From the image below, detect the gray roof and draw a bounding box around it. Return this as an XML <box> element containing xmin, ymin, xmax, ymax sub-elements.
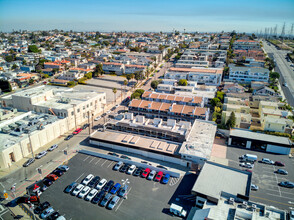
<box><xmin>192</xmin><ymin>162</ymin><xmax>250</xmax><ymax>201</ymax></box>
<box><xmin>230</xmin><ymin>129</ymin><xmax>292</xmax><ymax>146</ymax></box>
<box><xmin>229</xmin><ymin>64</ymin><xmax>269</xmax><ymax>73</ymax></box>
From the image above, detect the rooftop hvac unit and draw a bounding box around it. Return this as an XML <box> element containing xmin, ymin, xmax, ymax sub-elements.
<box><xmin>242</xmin><ymin>201</ymin><xmax>248</xmax><ymax>209</ymax></box>
<box><xmin>229</xmin><ymin>197</ymin><xmax>235</xmax><ymax>205</ymax></box>
<box><xmin>252</xmin><ymin>204</ymin><xmax>257</xmax><ymax>211</ymax></box>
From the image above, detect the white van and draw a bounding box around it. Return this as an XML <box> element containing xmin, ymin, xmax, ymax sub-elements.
<box><xmin>240</xmin><ymin>154</ymin><xmax>257</xmax><ymax>162</ymax></box>
<box><xmin>170</xmin><ymin>203</ymin><xmax>187</xmax><ymax>217</ymax></box>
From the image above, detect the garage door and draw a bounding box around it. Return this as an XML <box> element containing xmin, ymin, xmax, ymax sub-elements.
<box><xmin>266</xmin><ymin>144</ymin><xmax>290</xmax><ymax>155</ymax></box>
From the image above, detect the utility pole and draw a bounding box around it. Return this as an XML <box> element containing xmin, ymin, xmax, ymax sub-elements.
<box><xmin>281</xmin><ymin>22</ymin><xmax>286</xmax><ymax>42</ymax></box>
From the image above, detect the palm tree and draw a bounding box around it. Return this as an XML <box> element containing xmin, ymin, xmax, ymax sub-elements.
<box><xmin>112</xmin><ymin>88</ymin><xmax>117</xmax><ymax>104</ymax></box>
<box><xmin>123</xmin><ymin>80</ymin><xmax>128</xmax><ymax>99</ymax></box>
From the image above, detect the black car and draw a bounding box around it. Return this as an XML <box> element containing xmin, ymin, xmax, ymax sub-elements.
<box><xmin>103</xmin><ymin>180</ymin><xmax>114</xmax><ymax>192</ymax></box>
<box><xmin>92</xmin><ymin>190</ymin><xmax>106</xmax><ymax>204</ymax></box>
<box><xmin>119</xmin><ymin>164</ymin><xmax>130</xmax><ymax>173</ymax></box>
<box><xmin>43</xmin><ymin>178</ymin><xmax>53</xmax><ymax>187</ymax></box>
<box><xmin>120</xmin><ymin>155</ymin><xmax>131</xmax><ymax>160</ymax></box>
<box><xmin>65</xmin><ymin>134</ymin><xmax>73</xmax><ymax>140</ymax></box>
<box><xmin>133</xmin><ymin>167</ymin><xmax>144</xmax><ymax>176</ymax></box>
<box><xmin>88</xmin><ymin>176</ymin><xmax>100</xmax><ymax>188</ymax></box>
<box><xmin>34</xmin><ymin>201</ymin><xmax>50</xmax><ymax>214</ymax></box>
<box><xmin>102</xmin><ymin>113</ymin><xmax>106</xmax><ymax>117</ymax></box>
<box><xmin>47</xmin><ymin>211</ymin><xmax>60</xmax><ymax>220</ymax></box>
<box><xmin>52</xmin><ymin>169</ymin><xmax>64</xmax><ymax>177</ymax></box>
<box><xmin>108</xmin><ymin>152</ymin><xmax>119</xmax><ymax>157</ymax></box>
<box><xmin>64</xmin><ymin>182</ymin><xmax>78</xmax><ymax>193</ymax></box>
<box><xmin>82</xmin><ymin>124</ymin><xmax>89</xmax><ymax>130</ymax></box>
<box><xmin>23</xmin><ymin>158</ymin><xmax>35</xmax><ymax>167</ymax></box>
<box><xmin>156</xmin><ymin>165</ymin><xmax>167</xmax><ymax>170</ymax></box>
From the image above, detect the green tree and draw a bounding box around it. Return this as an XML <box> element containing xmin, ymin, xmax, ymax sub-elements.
<box><xmin>211</xmin><ymin>98</ymin><xmax>221</xmax><ymax>108</ymax></box>
<box><xmin>151</xmin><ymin>80</ymin><xmax>159</xmax><ymax>89</ymax></box>
<box><xmin>126</xmin><ymin>74</ymin><xmax>132</xmax><ymax>82</ymax></box>
<box><xmin>131</xmin><ymin>89</ymin><xmax>145</xmax><ymax>99</ymax></box>
<box><xmin>178</xmin><ymin>79</ymin><xmax>188</xmax><ymax>86</ymax></box>
<box><xmin>93</xmin><ymin>64</ymin><xmax>103</xmax><ymax>77</ymax></box>
<box><xmin>29</xmin><ymin>78</ymin><xmax>35</xmax><ymax>85</ymax></box>
<box><xmin>226</xmin><ymin>112</ymin><xmax>236</xmax><ymax>129</ymax></box>
<box><xmin>0</xmin><ymin>79</ymin><xmax>12</xmax><ymax>92</ymax></box>
<box><xmin>28</xmin><ymin>45</ymin><xmax>41</xmax><ymax>53</ymax></box>
<box><xmin>85</xmin><ymin>72</ymin><xmax>93</xmax><ymax>79</ymax></box>
<box><xmin>216</xmin><ymin>91</ymin><xmax>225</xmax><ymax>102</ymax></box>
<box><xmin>67</xmin><ymin>81</ymin><xmax>77</xmax><ymax>87</ymax></box>
<box><xmin>134</xmin><ymin>71</ymin><xmax>144</xmax><ymax>82</ymax></box>
<box><xmin>22</xmin><ymin>60</ymin><xmax>27</xmax><ymax>65</ymax></box>
<box><xmin>11</xmin><ymin>64</ymin><xmax>18</xmax><ymax>69</ymax></box>
<box><xmin>4</xmin><ymin>55</ymin><xmax>15</xmax><ymax>62</ymax></box>
<box><xmin>112</xmin><ymin>88</ymin><xmax>117</xmax><ymax>104</ymax></box>
<box><xmin>270</xmin><ymin>72</ymin><xmax>280</xmax><ymax>80</ymax></box>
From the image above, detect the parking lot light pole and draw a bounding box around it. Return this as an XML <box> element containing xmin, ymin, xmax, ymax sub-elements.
<box><xmin>121</xmin><ymin>178</ymin><xmax>130</xmax><ymax>199</ymax></box>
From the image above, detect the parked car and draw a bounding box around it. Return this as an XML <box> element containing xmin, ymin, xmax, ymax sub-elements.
<box><xmin>41</xmin><ymin>185</ymin><xmax>48</xmax><ymax>192</ymax></box>
<box><xmin>88</xmin><ymin>176</ymin><xmax>100</xmax><ymax>188</ymax></box>
<box><xmin>47</xmin><ymin>212</ymin><xmax>60</xmax><ymax>220</ymax></box>
<box><xmin>82</xmin><ymin>124</ymin><xmax>89</xmax><ymax>129</ymax></box>
<box><xmin>147</xmin><ymin>170</ymin><xmax>156</xmax><ymax>180</ymax></box>
<box><xmin>108</xmin><ymin>152</ymin><xmax>119</xmax><ymax>157</ymax></box>
<box><xmin>261</xmin><ymin>158</ymin><xmax>274</xmax><ymax>165</ymax></box>
<box><xmin>113</xmin><ymin>161</ymin><xmax>123</xmax><ymax>171</ymax></box>
<box><xmin>276</xmin><ymin>169</ymin><xmax>288</xmax><ymax>175</ymax></box>
<box><xmin>133</xmin><ymin>167</ymin><xmax>144</xmax><ymax>176</ymax></box>
<box><xmin>94</xmin><ymin>116</ymin><xmax>101</xmax><ymax>121</ymax></box>
<box><xmin>155</xmin><ymin>171</ymin><xmax>164</xmax><ymax>182</ymax></box>
<box><xmin>47</xmin><ymin>144</ymin><xmax>58</xmax><ymax>151</ymax></box>
<box><xmin>34</xmin><ymin>201</ymin><xmax>50</xmax><ymax>214</ymax></box>
<box><xmin>57</xmin><ymin>165</ymin><xmax>69</xmax><ymax>172</ymax></box>
<box><xmin>156</xmin><ymin>165</ymin><xmax>168</xmax><ymax>170</ymax></box>
<box><xmin>64</xmin><ymin>182</ymin><xmax>78</xmax><ymax>193</ymax></box>
<box><xmin>103</xmin><ymin>180</ymin><xmax>114</xmax><ymax>192</ymax></box>
<box><xmin>23</xmin><ymin>158</ymin><xmax>35</xmax><ymax>167</ymax></box>
<box><xmin>110</xmin><ymin>183</ymin><xmax>121</xmax><ymax>194</ymax></box>
<box><xmin>162</xmin><ymin>173</ymin><xmax>170</xmax><ymax>184</ymax></box>
<box><xmin>118</xmin><ymin>185</ymin><xmax>128</xmax><ymax>197</ymax></box>
<box><xmin>107</xmin><ymin>196</ymin><xmax>120</xmax><ymax>210</ymax></box>
<box><xmin>279</xmin><ymin>181</ymin><xmax>294</xmax><ymax>188</ymax></box>
<box><xmin>142</xmin><ymin>168</ymin><xmax>151</xmax><ymax>178</ymax></box>
<box><xmin>274</xmin><ymin>161</ymin><xmax>285</xmax><ymax>166</ymax></box>
<box><xmin>120</xmin><ymin>155</ymin><xmax>131</xmax><ymax>160</ymax></box>
<box><xmin>85</xmin><ymin>188</ymin><xmax>98</xmax><ymax>201</ymax></box>
<box><xmin>78</xmin><ymin>186</ymin><xmax>91</xmax><ymax>199</ymax></box>
<box><xmin>239</xmin><ymin>163</ymin><xmax>254</xmax><ymax>169</ymax></box>
<box><xmin>65</xmin><ymin>134</ymin><xmax>73</xmax><ymax>140</ymax></box>
<box><xmin>96</xmin><ymin>178</ymin><xmax>107</xmax><ymax>190</ymax></box>
<box><xmin>35</xmin><ymin>151</ymin><xmax>47</xmax><ymax>159</ymax></box>
<box><xmin>119</xmin><ymin>164</ymin><xmax>130</xmax><ymax>173</ymax></box>
<box><xmin>127</xmin><ymin>165</ymin><xmax>136</xmax><ymax>175</ymax></box>
<box><xmin>71</xmin><ymin>184</ymin><xmax>84</xmax><ymax>196</ymax></box>
<box><xmin>251</xmin><ymin>184</ymin><xmax>259</xmax><ymax>191</ymax></box>
<box><xmin>52</xmin><ymin>169</ymin><xmax>64</xmax><ymax>177</ymax></box>
<box><xmin>40</xmin><ymin>207</ymin><xmax>54</xmax><ymax>219</ymax></box>
<box><xmin>290</xmin><ymin>210</ymin><xmax>294</xmax><ymax>220</ymax></box>
<box><xmin>46</xmin><ymin>174</ymin><xmax>58</xmax><ymax>181</ymax></box>
<box><xmin>92</xmin><ymin>190</ymin><xmax>106</xmax><ymax>204</ymax></box>
<box><xmin>244</xmin><ymin>169</ymin><xmax>252</xmax><ymax>173</ymax></box>
<box><xmin>100</xmin><ymin>193</ymin><xmax>112</xmax><ymax>207</ymax></box>
<box><xmin>82</xmin><ymin>174</ymin><xmax>94</xmax><ymax>185</ymax></box>
<box><xmin>43</xmin><ymin>178</ymin><xmax>53</xmax><ymax>187</ymax></box>
<box><xmin>73</xmin><ymin>128</ymin><xmax>82</xmax><ymax>135</ymax></box>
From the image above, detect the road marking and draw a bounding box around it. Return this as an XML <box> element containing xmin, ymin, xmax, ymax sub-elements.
<box><xmin>89</xmin><ymin>157</ymin><xmax>96</xmax><ymax>164</ymax></box>
<box><xmin>169</xmin><ymin>176</ymin><xmax>182</xmax><ymax>186</ymax></box>
<box><xmin>75</xmin><ymin>173</ymin><xmax>85</xmax><ymax>182</ymax></box>
<box><xmin>273</xmin><ymin>168</ymin><xmax>282</xmax><ymax>197</ymax></box>
<box><xmin>115</xmin><ymin>187</ymin><xmax>132</xmax><ymax>212</ymax></box>
<box><xmin>83</xmin><ymin>156</ymin><xmax>90</xmax><ymax>161</ymax></box>
<box><xmin>267</xmin><ymin>193</ymin><xmax>294</xmax><ymax>201</ymax></box>
<box><xmin>101</xmin><ymin>160</ymin><xmax>108</xmax><ymax>167</ymax></box>
<box><xmin>107</xmin><ymin>161</ymin><xmax>114</xmax><ymax>168</ymax></box>
<box><xmin>251</xmin><ymin>195</ymin><xmax>294</xmax><ymax>207</ymax></box>
<box><xmin>95</xmin><ymin>158</ymin><xmax>101</xmax><ymax>165</ymax></box>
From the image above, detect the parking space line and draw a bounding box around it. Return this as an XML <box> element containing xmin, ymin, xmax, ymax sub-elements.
<box><xmin>101</xmin><ymin>160</ymin><xmax>108</xmax><ymax>167</ymax></box>
<box><xmin>83</xmin><ymin>156</ymin><xmax>90</xmax><ymax>161</ymax></box>
<box><xmin>273</xmin><ymin>171</ymin><xmax>282</xmax><ymax>197</ymax></box>
<box><xmin>251</xmin><ymin>195</ymin><xmax>294</xmax><ymax>208</ymax></box>
<box><xmin>107</xmin><ymin>161</ymin><xmax>114</xmax><ymax>168</ymax></box>
<box><xmin>89</xmin><ymin>157</ymin><xmax>96</xmax><ymax>164</ymax></box>
<box><xmin>115</xmin><ymin>187</ymin><xmax>132</xmax><ymax>212</ymax></box>
<box><xmin>95</xmin><ymin>158</ymin><xmax>101</xmax><ymax>165</ymax></box>
<box><xmin>75</xmin><ymin>173</ymin><xmax>85</xmax><ymax>182</ymax></box>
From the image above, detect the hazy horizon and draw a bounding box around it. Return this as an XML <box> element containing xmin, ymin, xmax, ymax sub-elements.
<box><xmin>0</xmin><ymin>0</ymin><xmax>294</xmax><ymax>33</ymax></box>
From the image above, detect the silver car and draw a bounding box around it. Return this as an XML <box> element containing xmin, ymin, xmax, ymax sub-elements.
<box><xmin>78</xmin><ymin>186</ymin><xmax>91</xmax><ymax>199</ymax></box>
<box><xmin>147</xmin><ymin>170</ymin><xmax>156</xmax><ymax>180</ymax></box>
<box><xmin>107</xmin><ymin>196</ymin><xmax>120</xmax><ymax>210</ymax></box>
<box><xmin>35</xmin><ymin>151</ymin><xmax>47</xmax><ymax>159</ymax></box>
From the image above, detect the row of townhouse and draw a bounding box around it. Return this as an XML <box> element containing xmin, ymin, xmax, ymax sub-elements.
<box><xmin>165</xmin><ymin>67</ymin><xmax>223</xmax><ymax>86</ymax></box>
<box><xmin>228</xmin><ymin>64</ymin><xmax>269</xmax><ymax>83</ymax></box>
<box><xmin>128</xmin><ymin>99</ymin><xmax>209</xmax><ymax>122</ymax></box>
<box><xmin>233</xmin><ymin>49</ymin><xmax>266</xmax><ymax>62</ymax></box>
<box><xmin>232</xmin><ymin>40</ymin><xmax>261</xmax><ymax>50</ymax></box>
<box><xmin>100</xmin><ymin>62</ymin><xmax>147</xmax><ymax>75</ymax></box>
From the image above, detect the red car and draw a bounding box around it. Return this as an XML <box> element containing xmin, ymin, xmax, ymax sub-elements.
<box><xmin>274</xmin><ymin>161</ymin><xmax>285</xmax><ymax>166</ymax></box>
<box><xmin>245</xmin><ymin>169</ymin><xmax>252</xmax><ymax>173</ymax></box>
<box><xmin>155</xmin><ymin>171</ymin><xmax>163</xmax><ymax>182</ymax></box>
<box><xmin>46</xmin><ymin>174</ymin><xmax>58</xmax><ymax>181</ymax></box>
<box><xmin>73</xmin><ymin>128</ymin><xmax>82</xmax><ymax>135</ymax></box>
<box><xmin>141</xmin><ymin>168</ymin><xmax>151</xmax><ymax>178</ymax></box>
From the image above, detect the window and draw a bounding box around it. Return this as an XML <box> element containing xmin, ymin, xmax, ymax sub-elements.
<box><xmin>90</xmin><ymin>102</ymin><xmax>92</xmax><ymax>106</ymax></box>
<box><xmin>71</xmin><ymin>111</ymin><xmax>74</xmax><ymax>116</ymax></box>
<box><xmin>83</xmin><ymin>106</ymin><xmax>85</xmax><ymax>110</ymax></box>
<box><xmin>77</xmin><ymin>108</ymin><xmax>80</xmax><ymax>113</ymax></box>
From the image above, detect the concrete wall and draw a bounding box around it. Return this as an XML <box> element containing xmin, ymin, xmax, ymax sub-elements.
<box><xmin>89</xmin><ymin>139</ymin><xmax>188</xmax><ymax>167</ymax></box>
<box><xmin>267</xmin><ymin>144</ymin><xmax>291</xmax><ymax>155</ymax></box>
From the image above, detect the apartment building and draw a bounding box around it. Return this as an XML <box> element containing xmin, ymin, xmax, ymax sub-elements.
<box><xmin>233</xmin><ymin>50</ymin><xmax>265</xmax><ymax>61</ymax></box>
<box><xmin>228</xmin><ymin>64</ymin><xmax>269</xmax><ymax>83</ymax></box>
<box><xmin>101</xmin><ymin>62</ymin><xmax>124</xmax><ymax>74</ymax></box>
<box><xmin>233</xmin><ymin>40</ymin><xmax>261</xmax><ymax>50</ymax></box>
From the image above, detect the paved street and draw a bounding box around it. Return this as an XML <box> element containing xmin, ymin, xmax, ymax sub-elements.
<box><xmin>262</xmin><ymin>41</ymin><xmax>294</xmax><ymax>106</ymax></box>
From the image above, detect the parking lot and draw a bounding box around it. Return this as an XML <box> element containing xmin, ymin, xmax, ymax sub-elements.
<box><xmin>40</xmin><ymin>153</ymin><xmax>196</xmax><ymax>220</ymax></box>
<box><xmin>226</xmin><ymin>146</ymin><xmax>294</xmax><ymax>211</ymax></box>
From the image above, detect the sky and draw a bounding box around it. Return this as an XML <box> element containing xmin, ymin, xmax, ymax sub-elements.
<box><xmin>0</xmin><ymin>0</ymin><xmax>294</xmax><ymax>33</ymax></box>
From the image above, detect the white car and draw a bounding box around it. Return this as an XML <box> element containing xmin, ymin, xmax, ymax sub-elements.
<box><xmin>251</xmin><ymin>184</ymin><xmax>259</xmax><ymax>191</ymax></box>
<box><xmin>71</xmin><ymin>184</ymin><xmax>84</xmax><ymax>196</ymax></box>
<box><xmin>240</xmin><ymin>163</ymin><xmax>254</xmax><ymax>169</ymax></box>
<box><xmin>96</xmin><ymin>178</ymin><xmax>107</xmax><ymax>190</ymax></box>
<box><xmin>35</xmin><ymin>151</ymin><xmax>47</xmax><ymax>159</ymax></box>
<box><xmin>107</xmin><ymin>196</ymin><xmax>120</xmax><ymax>210</ymax></box>
<box><xmin>47</xmin><ymin>144</ymin><xmax>58</xmax><ymax>151</ymax></box>
<box><xmin>107</xmin><ymin>110</ymin><xmax>111</xmax><ymax>114</ymax></box>
<box><xmin>94</xmin><ymin>116</ymin><xmax>101</xmax><ymax>121</ymax></box>
<box><xmin>82</xmin><ymin>174</ymin><xmax>94</xmax><ymax>185</ymax></box>
<box><xmin>78</xmin><ymin>186</ymin><xmax>91</xmax><ymax>199</ymax></box>
<box><xmin>127</xmin><ymin>165</ymin><xmax>136</xmax><ymax>175</ymax></box>
<box><xmin>147</xmin><ymin>170</ymin><xmax>156</xmax><ymax>180</ymax></box>
<box><xmin>85</xmin><ymin>188</ymin><xmax>98</xmax><ymax>201</ymax></box>
<box><xmin>261</xmin><ymin>158</ymin><xmax>274</xmax><ymax>165</ymax></box>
